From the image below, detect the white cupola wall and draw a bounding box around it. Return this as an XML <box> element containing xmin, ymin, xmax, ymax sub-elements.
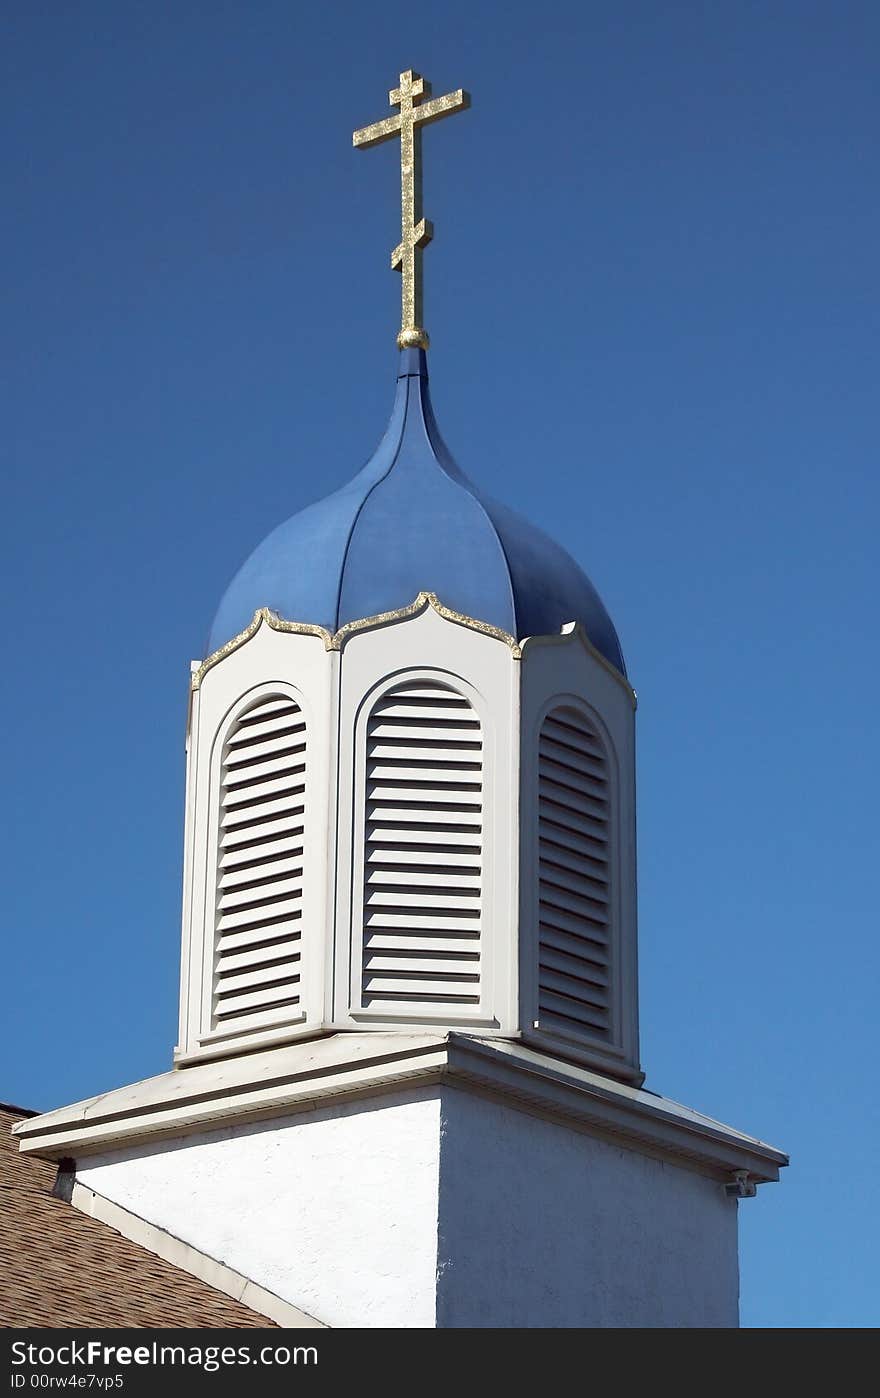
<box><xmin>176</xmin><ymin>594</ymin><xmax>642</xmax><ymax>1086</ymax></box>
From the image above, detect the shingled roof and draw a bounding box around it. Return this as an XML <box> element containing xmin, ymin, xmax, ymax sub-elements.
<box><xmin>0</xmin><ymin>1105</ymin><xmax>274</xmax><ymax>1328</ymax></box>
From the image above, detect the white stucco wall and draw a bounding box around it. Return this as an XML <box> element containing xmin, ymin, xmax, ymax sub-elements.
<box><xmin>436</xmin><ymin>1087</ymin><xmax>739</xmax><ymax>1328</ymax></box>
<box><xmin>77</xmin><ymin>1089</ymin><xmax>442</xmax><ymax>1329</ymax></box>
<box><xmin>76</xmin><ymin>1082</ymin><xmax>740</xmax><ymax>1328</ymax></box>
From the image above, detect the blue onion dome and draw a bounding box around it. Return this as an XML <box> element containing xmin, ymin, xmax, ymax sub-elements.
<box><xmin>208</xmin><ymin>349</ymin><xmax>625</xmax><ymax>675</ymax></box>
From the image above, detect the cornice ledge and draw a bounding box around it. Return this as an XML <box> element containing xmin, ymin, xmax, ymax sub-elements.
<box><xmin>13</xmin><ymin>1031</ymin><xmax>787</xmax><ymax>1189</ymax></box>
<box><xmin>12</xmin><ymin>1033</ymin><xmax>450</xmax><ymax>1160</ymax></box>
<box><xmin>444</xmin><ymin>1034</ymin><xmax>787</xmax><ymax>1186</ymax></box>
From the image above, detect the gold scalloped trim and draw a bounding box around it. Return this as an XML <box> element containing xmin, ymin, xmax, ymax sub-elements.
<box><xmin>329</xmin><ymin>591</ymin><xmax>522</xmax><ymax>656</ymax></box>
<box><xmin>520</xmin><ymin>623</ymin><xmax>637</xmax><ymax>708</ymax></box>
<box><xmin>190</xmin><ymin>594</ymin><xmax>521</xmax><ymax>689</ymax></box>
<box><xmin>191</xmin><ymin>599</ymin><xmax>636</xmax><ymax>698</ymax></box>
<box><xmin>191</xmin><ymin>609</ymin><xmax>334</xmax><ymax>690</ymax></box>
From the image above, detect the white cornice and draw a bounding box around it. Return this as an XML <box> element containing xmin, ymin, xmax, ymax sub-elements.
<box><xmin>12</xmin><ymin>1032</ymin><xmax>787</xmax><ymax>1188</ymax></box>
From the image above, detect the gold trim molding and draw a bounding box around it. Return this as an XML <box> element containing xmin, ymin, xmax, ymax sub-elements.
<box><xmin>331</xmin><ymin>591</ymin><xmax>522</xmax><ymax>656</ymax></box>
<box><xmin>191</xmin><ymin>598</ymin><xmax>634</xmax><ymax>695</ymax></box>
<box><xmin>190</xmin><ymin>593</ymin><xmax>522</xmax><ymax>689</ymax></box>
<box><xmin>520</xmin><ymin>623</ymin><xmax>637</xmax><ymax>708</ymax></box>
<box><xmin>191</xmin><ymin>609</ymin><xmax>333</xmax><ymax>690</ymax></box>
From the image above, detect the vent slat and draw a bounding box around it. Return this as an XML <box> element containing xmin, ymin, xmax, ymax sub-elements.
<box><xmin>365</xmin><ymin>910</ymin><xmax>480</xmax><ymax>931</ymax></box>
<box><xmin>368</xmin><ymin>763</ymin><xmax>481</xmax><ymax>783</ymax></box>
<box><xmin>220</xmin><ymin>818</ymin><xmax>304</xmax><ymax>853</ymax></box>
<box><xmin>537</xmin><ymin>752</ymin><xmax>608</xmax><ymax>798</ymax></box>
<box><xmin>222</xmin><ymin>770</ymin><xmax>306</xmax><ymax>808</ymax></box>
<box><xmin>537</xmin><ymin>827</ymin><xmax>607</xmax><ymax>865</ymax></box>
<box><xmin>538</xmin><ymin>796</ymin><xmax>607</xmax><ymax>837</ymax></box>
<box><xmin>216</xmin><ymin>957</ymin><xmax>302</xmax><ymax>996</ymax></box>
<box><xmin>367</xmin><ymin>721</ymin><xmax>481</xmax><ymax>744</ymax></box>
<box><xmin>366</xmin><ymin>803</ymin><xmax>483</xmax><ymax>827</ymax></box>
<box><xmin>364</xmin><ymin>931</ymin><xmax>480</xmax><ymax>954</ymax></box>
<box><xmin>539</xmin><ymin>954</ymin><xmax>609</xmax><ymax>991</ymax></box>
<box><xmin>538</xmin><ymin>777</ymin><xmax>608</xmax><ymax>819</ymax></box>
<box><xmin>365</xmin><ymin>889</ymin><xmax>479</xmax><ymax>911</ymax></box>
<box><xmin>372</xmin><ymin>690</ymin><xmax>470</xmax><ymax>704</ymax></box>
<box><xmin>216</xmin><ymin>921</ymin><xmax>302</xmax><ymax>955</ymax></box>
<box><xmin>235</xmin><ymin>696</ymin><xmax>300</xmax><ymax>722</ymax></box>
<box><xmin>538</xmin><ymin>840</ymin><xmax>607</xmax><ymax>884</ymax></box>
<box><xmin>365</xmin><ymin>825</ymin><xmax>483</xmax><ymax>848</ymax></box>
<box><xmin>219</xmin><ymin>874</ymin><xmax>304</xmax><ymax>911</ymax></box>
<box><xmin>539</xmin><ymin>879</ymin><xmax>610</xmax><ymax>915</ymax></box>
<box><xmin>541</xmin><ymin>717</ymin><xmax>605</xmax><ymax>758</ymax></box>
<box><xmin>538</xmin><ymin>989</ymin><xmax>610</xmax><ymax>1032</ymax></box>
<box><xmin>538</xmin><ymin>706</ymin><xmax>613</xmax><ymax>1046</ymax></box>
<box><xmin>366</xmin><ymin>846</ymin><xmax>480</xmax><ymax>868</ymax></box>
<box><xmin>226</xmin><ymin>710</ymin><xmax>306</xmax><ymax>747</ymax></box>
<box><xmin>539</xmin><ymin>902</ymin><xmax>608</xmax><ymax>940</ymax></box>
<box><xmin>538</xmin><ymin>924</ymin><xmax>609</xmax><ymax>964</ymax></box>
<box><xmin>368</xmin><ymin>741</ymin><xmax>482</xmax><ymax>764</ymax></box>
<box><xmin>217</xmin><ymin>940</ymin><xmax>303</xmax><ymax>974</ymax></box>
<box><xmin>220</xmin><ymin>853</ymin><xmax>305</xmax><ymax>890</ymax></box>
<box><xmin>365</xmin><ymin>868</ymin><xmax>482</xmax><ymax>890</ymax></box>
<box><xmin>213</xmin><ymin>1001</ymin><xmax>306</xmax><ymax>1031</ymax></box>
<box><xmin>224</xmin><ymin>733</ymin><xmax>306</xmax><ymax>773</ymax></box>
<box><xmin>370</xmin><ymin>702</ymin><xmax>478</xmax><ymax>723</ymax></box>
<box><xmin>362</xmin><ymin>681</ymin><xmax>482</xmax><ymax>1010</ymax></box>
<box><xmin>367</xmin><ymin>783</ymin><xmax>481</xmax><ymax>805</ymax></box>
<box><xmin>223</xmin><ymin>733</ymin><xmax>305</xmax><ymax>768</ymax></box>
<box><xmin>538</xmin><ymin>736</ymin><xmax>607</xmax><ymax>782</ymax></box>
<box><xmin>212</xmin><ymin>694</ymin><xmax>306</xmax><ymax>1031</ymax></box>
<box><xmin>363</xmin><ymin>975</ymin><xmax>480</xmax><ymax>998</ymax></box>
<box><xmin>366</xmin><ymin>953</ymin><xmax>479</xmax><ymax>975</ymax></box>
<box><xmin>224</xmin><ymin>744</ymin><xmax>306</xmax><ymax>781</ymax></box>
<box><xmin>215</xmin><ymin>981</ymin><xmax>302</xmax><ymax>1018</ymax></box>
<box><xmin>222</xmin><ymin>791</ymin><xmax>305</xmax><ymax>830</ymax></box>
<box><xmin>540</xmin><ymin>805</ymin><xmax>607</xmax><ymax>844</ymax></box>
<box><xmin>217</xmin><ymin>895</ymin><xmax>303</xmax><ymax>933</ymax></box>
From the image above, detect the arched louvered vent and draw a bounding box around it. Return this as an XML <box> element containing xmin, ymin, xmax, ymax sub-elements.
<box><xmin>362</xmin><ymin>681</ymin><xmax>482</xmax><ymax>1011</ymax></box>
<box><xmin>537</xmin><ymin>706</ymin><xmax>612</xmax><ymax>1043</ymax></box>
<box><xmin>213</xmin><ymin>694</ymin><xmax>306</xmax><ymax>1033</ymax></box>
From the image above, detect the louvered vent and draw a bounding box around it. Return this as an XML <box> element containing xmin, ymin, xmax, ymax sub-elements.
<box><xmin>537</xmin><ymin>706</ymin><xmax>612</xmax><ymax>1043</ymax></box>
<box><xmin>362</xmin><ymin>682</ymin><xmax>482</xmax><ymax>1011</ymax></box>
<box><xmin>213</xmin><ymin>694</ymin><xmax>306</xmax><ymax>1033</ymax></box>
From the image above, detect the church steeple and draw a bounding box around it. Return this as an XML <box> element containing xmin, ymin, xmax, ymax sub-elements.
<box><xmin>175</xmin><ymin>69</ymin><xmax>640</xmax><ymax>1079</ymax></box>
<box><xmin>13</xmin><ymin>68</ymin><xmax>786</xmax><ymax>1332</ymax></box>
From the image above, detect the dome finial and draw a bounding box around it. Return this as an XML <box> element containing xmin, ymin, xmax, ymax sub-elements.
<box><xmin>353</xmin><ymin>69</ymin><xmax>470</xmax><ymax>350</ymax></box>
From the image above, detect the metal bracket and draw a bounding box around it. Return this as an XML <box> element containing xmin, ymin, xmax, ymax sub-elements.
<box><xmin>51</xmin><ymin>1157</ymin><xmax>76</xmax><ymax>1203</ymax></box>
<box><xmin>725</xmin><ymin>1169</ymin><xmax>757</xmax><ymax>1199</ymax></box>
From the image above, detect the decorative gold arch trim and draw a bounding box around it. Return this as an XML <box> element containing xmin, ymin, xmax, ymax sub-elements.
<box><xmin>191</xmin><ymin>600</ymin><xmax>633</xmax><ymax>697</ymax></box>
<box><xmin>190</xmin><ymin>609</ymin><xmax>333</xmax><ymax>690</ymax></box>
<box><xmin>520</xmin><ymin>623</ymin><xmax>637</xmax><ymax>708</ymax></box>
<box><xmin>190</xmin><ymin>593</ymin><xmax>522</xmax><ymax>689</ymax></box>
<box><xmin>330</xmin><ymin>591</ymin><xmax>522</xmax><ymax>656</ymax></box>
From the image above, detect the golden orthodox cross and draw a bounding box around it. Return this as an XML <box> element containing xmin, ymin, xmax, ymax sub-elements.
<box><xmin>353</xmin><ymin>70</ymin><xmax>469</xmax><ymax>350</ymax></box>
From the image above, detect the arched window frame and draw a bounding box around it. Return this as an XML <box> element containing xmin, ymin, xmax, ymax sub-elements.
<box><xmin>347</xmin><ymin>666</ymin><xmax>502</xmax><ymax>1029</ymax></box>
<box><xmin>526</xmin><ymin>693</ymin><xmax>624</xmax><ymax>1061</ymax></box>
<box><xmin>195</xmin><ymin>679</ymin><xmax>317</xmax><ymax>1052</ymax></box>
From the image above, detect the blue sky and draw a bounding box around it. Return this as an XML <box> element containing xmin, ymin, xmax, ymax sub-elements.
<box><xmin>2</xmin><ymin>2</ymin><xmax>877</xmax><ymax>1328</ymax></box>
